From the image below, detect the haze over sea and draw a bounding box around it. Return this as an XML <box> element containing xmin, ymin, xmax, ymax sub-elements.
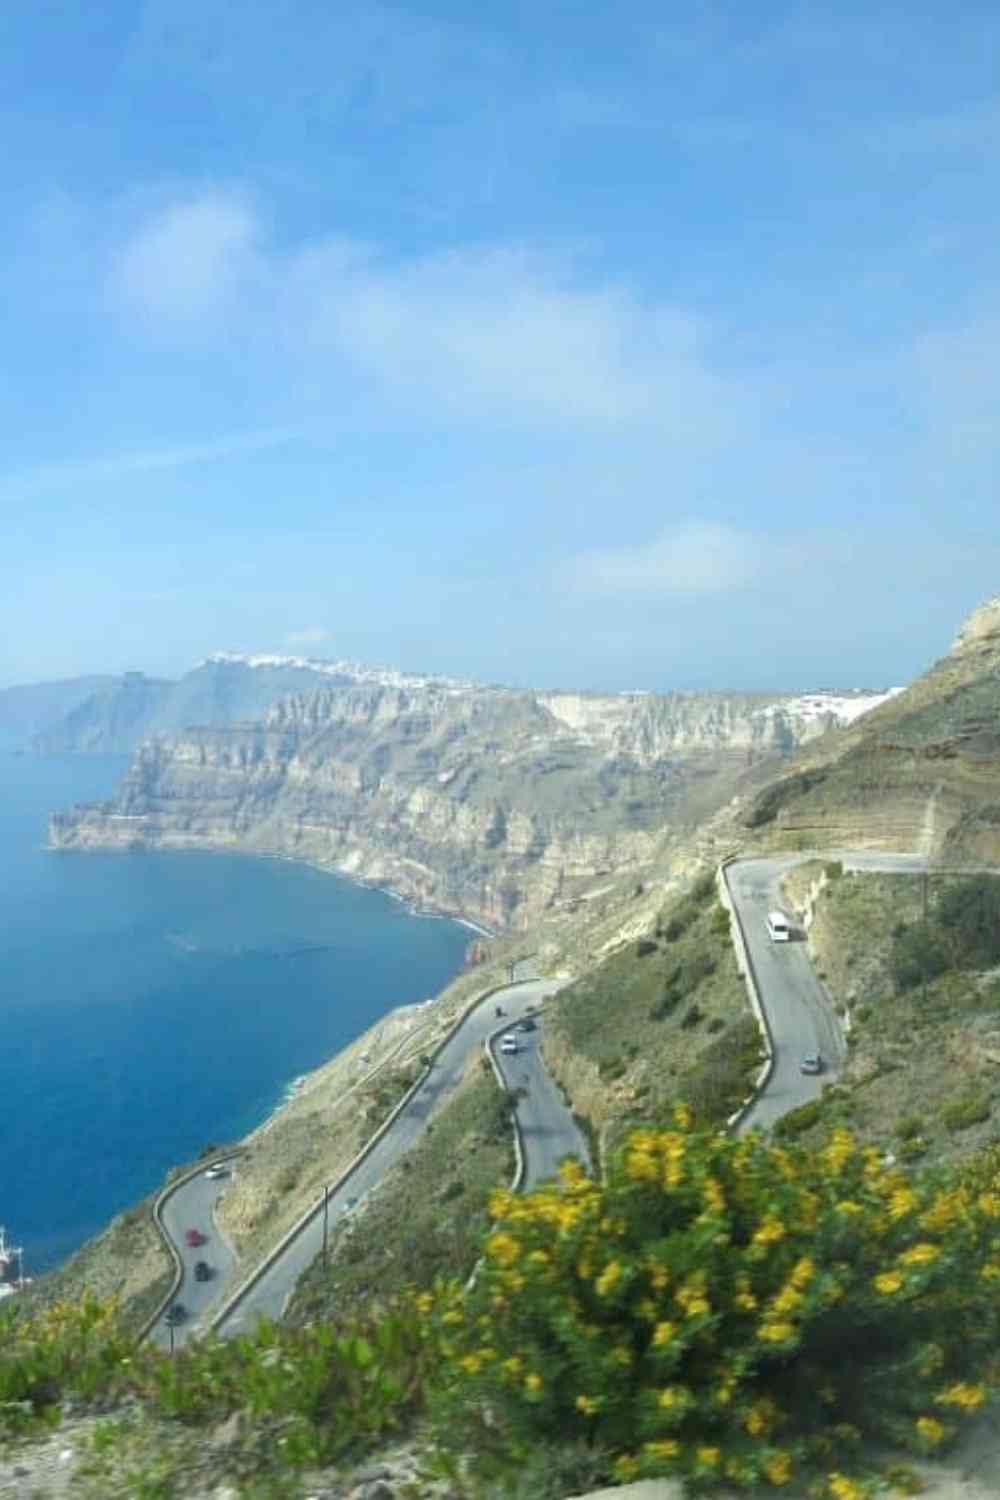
<box><xmin>0</xmin><ymin>755</ymin><xmax>469</xmax><ymax>1276</ymax></box>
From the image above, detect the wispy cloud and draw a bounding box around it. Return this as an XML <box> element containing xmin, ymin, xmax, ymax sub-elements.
<box><xmin>284</xmin><ymin>626</ymin><xmax>331</xmax><ymax>648</ymax></box>
<box><xmin>111</xmin><ymin>191</ymin><xmax>262</xmax><ymax>329</ymax></box>
<box><xmin>111</xmin><ymin>195</ymin><xmax>751</xmax><ymax>440</ymax></box>
<box><xmin>0</xmin><ymin>427</ymin><xmax>296</xmax><ymax>501</ymax></box>
<box><xmin>557</xmin><ymin>522</ymin><xmax>779</xmax><ymax>598</ymax></box>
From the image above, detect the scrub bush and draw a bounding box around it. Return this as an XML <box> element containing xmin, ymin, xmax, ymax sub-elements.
<box><xmin>434</xmin><ymin>1109</ymin><xmax>1000</xmax><ymax>1496</ymax></box>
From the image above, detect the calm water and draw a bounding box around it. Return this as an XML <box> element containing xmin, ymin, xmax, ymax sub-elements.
<box><xmin>0</xmin><ymin>754</ymin><xmax>470</xmax><ymax>1274</ymax></box>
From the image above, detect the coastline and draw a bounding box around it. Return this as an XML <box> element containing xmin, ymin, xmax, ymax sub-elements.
<box><xmin>47</xmin><ymin>832</ymin><xmax>501</xmax><ymax>942</ymax></box>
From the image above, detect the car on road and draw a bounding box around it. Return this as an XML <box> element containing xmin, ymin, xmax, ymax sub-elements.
<box><xmin>194</xmin><ymin>1260</ymin><xmax>213</xmax><ymax>1282</ymax></box>
<box><xmin>205</xmin><ymin>1163</ymin><xmax>229</xmax><ymax>1180</ymax></box>
<box><xmin>184</xmin><ymin>1228</ymin><xmax>208</xmax><ymax>1247</ymax></box>
<box><xmin>499</xmin><ymin>1034</ymin><xmax>518</xmax><ymax>1054</ymax></box>
<box><xmin>766</xmin><ymin>910</ymin><xmax>791</xmax><ymax>942</ymax></box>
<box><xmin>164</xmin><ymin>1303</ymin><xmax>187</xmax><ymax>1325</ymax></box>
<box><xmin>800</xmin><ymin>1053</ymin><xmax>823</xmax><ymax>1075</ymax></box>
<box><xmin>517</xmin><ymin>1018</ymin><xmax>536</xmax><ymax>1032</ymax></box>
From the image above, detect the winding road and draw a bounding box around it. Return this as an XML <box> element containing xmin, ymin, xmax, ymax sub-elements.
<box><xmin>152</xmin><ymin>849</ymin><xmax>936</xmax><ymax>1345</ymax></box>
<box><xmin>152</xmin><ymin>974</ymin><xmax>586</xmax><ymax>1345</ymax></box>
<box><xmin>726</xmin><ymin>851</ymin><xmax>930</xmax><ymax>1131</ymax></box>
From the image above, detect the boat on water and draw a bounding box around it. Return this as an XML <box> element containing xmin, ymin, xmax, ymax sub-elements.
<box><xmin>0</xmin><ymin>1225</ymin><xmax>29</xmax><ymax>1298</ymax></box>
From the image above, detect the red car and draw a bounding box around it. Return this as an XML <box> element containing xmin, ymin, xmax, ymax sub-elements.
<box><xmin>184</xmin><ymin>1228</ymin><xmax>207</xmax><ymax>1247</ymax></box>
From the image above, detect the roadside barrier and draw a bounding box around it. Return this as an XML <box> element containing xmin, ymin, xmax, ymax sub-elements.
<box><xmin>208</xmin><ymin>975</ymin><xmax>548</xmax><ymax>1335</ymax></box>
<box><xmin>138</xmin><ymin>1146</ymin><xmax>247</xmax><ymax>1343</ymax></box>
<box><xmin>717</xmin><ymin>856</ymin><xmax>776</xmax><ymax>1131</ymax></box>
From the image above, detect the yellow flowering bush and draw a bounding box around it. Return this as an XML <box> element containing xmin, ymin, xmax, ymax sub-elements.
<box><xmin>435</xmin><ymin>1114</ymin><xmax>1000</xmax><ymax>1491</ymax></box>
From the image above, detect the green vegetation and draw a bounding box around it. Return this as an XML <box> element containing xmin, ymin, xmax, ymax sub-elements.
<box><xmin>5</xmin><ymin>1120</ymin><xmax>1000</xmax><ymax>1499</ymax></box>
<box><xmin>435</xmin><ymin>1116</ymin><xmax>1000</xmax><ymax>1497</ymax></box>
<box><xmin>288</xmin><ymin>1070</ymin><xmax>515</xmax><ymax>1324</ymax></box>
<box><xmin>942</xmin><ymin>1088</ymin><xmax>993</xmax><ymax>1134</ymax></box>
<box><xmin>546</xmin><ymin>878</ymin><xmax>756</xmax><ymax>1132</ymax></box>
<box><xmin>796</xmin><ymin>872</ymin><xmax>1000</xmax><ymax>1165</ymax></box>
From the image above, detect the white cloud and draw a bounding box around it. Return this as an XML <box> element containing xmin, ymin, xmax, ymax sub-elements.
<box><xmin>285</xmin><ymin>626</ymin><xmax>331</xmax><ymax>648</ymax></box>
<box><xmin>286</xmin><ymin>242</ymin><xmax>737</xmax><ymax>434</ymax></box>
<box><xmin>559</xmin><ymin>522</ymin><xmax>772</xmax><ymax>598</ymax></box>
<box><xmin>0</xmin><ymin>427</ymin><xmax>294</xmax><ymax>503</ymax></box>
<box><xmin>112</xmin><ymin>192</ymin><xmax>261</xmax><ymax>327</ymax></box>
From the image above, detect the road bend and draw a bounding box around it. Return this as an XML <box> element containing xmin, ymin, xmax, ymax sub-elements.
<box><xmin>212</xmin><ymin>977</ymin><xmax>579</xmax><ymax>1336</ymax></box>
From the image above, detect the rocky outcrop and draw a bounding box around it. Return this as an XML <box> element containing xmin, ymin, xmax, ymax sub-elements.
<box><xmin>744</xmin><ymin>596</ymin><xmax>1000</xmax><ymax>863</ymax></box>
<box><xmin>50</xmin><ymin>669</ymin><xmax>895</xmax><ymax>929</ymax></box>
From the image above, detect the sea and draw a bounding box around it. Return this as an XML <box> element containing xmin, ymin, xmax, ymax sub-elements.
<box><xmin>0</xmin><ymin>753</ymin><xmax>471</xmax><ymax>1276</ymax></box>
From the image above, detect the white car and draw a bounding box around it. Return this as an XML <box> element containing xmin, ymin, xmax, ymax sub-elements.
<box><xmin>499</xmin><ymin>1034</ymin><xmax>518</xmax><ymax>1055</ymax></box>
<box><xmin>799</xmin><ymin>1054</ymin><xmax>823</xmax><ymax>1076</ymax></box>
<box><xmin>205</xmin><ymin>1163</ymin><xmax>230</xmax><ymax>1180</ymax></box>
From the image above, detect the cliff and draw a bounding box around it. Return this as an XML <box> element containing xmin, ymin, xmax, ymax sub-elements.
<box><xmin>744</xmin><ymin>595</ymin><xmax>1000</xmax><ymax>862</ymax></box>
<box><xmin>50</xmin><ymin>664</ymin><xmax>895</xmax><ymax>929</ymax></box>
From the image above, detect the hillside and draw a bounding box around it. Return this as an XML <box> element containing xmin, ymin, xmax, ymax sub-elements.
<box><xmin>9</xmin><ymin>604</ymin><xmax>1000</xmax><ymax>1498</ymax></box>
<box><xmin>743</xmin><ymin>596</ymin><xmax>1000</xmax><ymax>862</ymax></box>
<box><xmin>48</xmin><ymin>657</ymin><xmax>895</xmax><ymax>928</ymax></box>
<box><xmin>0</xmin><ymin>675</ymin><xmax>113</xmax><ymax>749</ymax></box>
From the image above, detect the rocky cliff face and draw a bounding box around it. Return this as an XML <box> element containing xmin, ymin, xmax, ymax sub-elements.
<box><xmin>50</xmin><ymin>666</ymin><xmax>895</xmax><ymax>929</ymax></box>
<box><xmin>744</xmin><ymin>597</ymin><xmax>1000</xmax><ymax>862</ymax></box>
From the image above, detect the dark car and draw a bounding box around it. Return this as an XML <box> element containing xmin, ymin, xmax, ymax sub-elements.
<box><xmin>164</xmin><ymin>1303</ymin><xmax>187</xmax><ymax>1325</ymax></box>
<box><xmin>517</xmin><ymin>1018</ymin><xmax>537</xmax><ymax>1032</ymax></box>
<box><xmin>194</xmin><ymin>1260</ymin><xmax>212</xmax><ymax>1282</ymax></box>
<box><xmin>184</xmin><ymin>1228</ymin><xmax>207</xmax><ymax>1247</ymax></box>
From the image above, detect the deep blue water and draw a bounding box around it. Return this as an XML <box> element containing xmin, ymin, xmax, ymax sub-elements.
<box><xmin>0</xmin><ymin>754</ymin><xmax>470</xmax><ymax>1274</ymax></box>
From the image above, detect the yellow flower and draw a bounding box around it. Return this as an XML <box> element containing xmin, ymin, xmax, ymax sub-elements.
<box><xmin>596</xmin><ymin>1259</ymin><xmax>623</xmax><ymax>1296</ymax></box>
<box><xmin>459</xmin><ymin>1353</ymin><xmax>482</xmax><ymax>1374</ymax></box>
<box><xmin>835</xmin><ymin>1200</ymin><xmax>862</xmax><ymax>1216</ymax></box>
<box><xmin>977</xmin><ymin>1191</ymin><xmax>1000</xmax><ymax>1217</ymax></box>
<box><xmin>610</xmin><ymin>1344</ymin><xmax>633</xmax><ymax>1367</ymax></box>
<box><xmin>575</xmin><ymin>1394</ymin><xmax>599</xmax><ymax>1415</ymax></box>
<box><xmin>752</xmin><ymin>1217</ymin><xmax>787</xmax><ymax>1248</ymax></box>
<box><xmin>921</xmin><ymin>1189</ymin><xmax>968</xmax><ymax>1233</ymax></box>
<box><xmin>502</xmin><ymin>1355</ymin><xmax>522</xmax><ymax>1376</ymax></box>
<box><xmin>935</xmin><ymin>1382</ymin><xmax>986</xmax><ymax>1410</ymax></box>
<box><xmin>771</xmin><ymin>1285</ymin><xmax>804</xmax><ymax>1317</ymax></box>
<box><xmin>898</xmin><ymin>1242</ymin><xmax>940</xmax><ymax>1267</ymax></box>
<box><xmin>888</xmin><ymin>1186</ymin><xmax>917</xmax><ymax>1220</ymax></box>
<box><xmin>745</xmin><ymin>1395</ymin><xmax>782</xmax><ymax>1436</ymax></box>
<box><xmin>823</xmin><ymin>1128</ymin><xmax>855</xmax><ymax>1174</ymax></box>
<box><xmin>524</xmin><ymin>1371</ymin><xmax>543</xmax><ymax>1395</ymax></box>
<box><xmin>614</xmin><ymin>1454</ymin><xmax>639</xmax><ymax>1479</ymax></box>
<box><xmin>765</xmin><ymin>1451</ymin><xmax>793</xmax><ymax>1486</ymax></box>
<box><xmin>696</xmin><ymin>1446</ymin><xmax>721</xmax><ymax>1468</ymax></box>
<box><xmin>758</xmin><ymin>1320</ymin><xmax>795</xmax><ymax>1343</ymax></box>
<box><xmin>657</xmin><ymin>1384</ymin><xmax>690</xmax><ymax>1411</ymax></box>
<box><xmin>486</xmin><ymin>1230</ymin><xmax>520</xmax><ymax>1267</ymax></box>
<box><xmin>643</xmin><ymin>1439</ymin><xmax>680</xmax><ymax>1459</ymax></box>
<box><xmin>652</xmin><ymin>1320</ymin><xmax>677</xmax><ymax>1347</ymax></box>
<box><xmin>873</xmin><ymin>1271</ymin><xmax>903</xmax><ymax>1295</ymax></box>
<box><xmin>790</xmin><ymin>1255</ymin><xmax>816</xmax><ymax>1288</ymax></box>
<box><xmin>827</xmin><ymin>1474</ymin><xmax>868</xmax><ymax>1500</ymax></box>
<box><xmin>916</xmin><ymin>1416</ymin><xmax>946</xmax><ymax>1445</ymax></box>
<box><xmin>702</xmin><ymin>1176</ymin><xmax>726</xmax><ymax>1214</ymax></box>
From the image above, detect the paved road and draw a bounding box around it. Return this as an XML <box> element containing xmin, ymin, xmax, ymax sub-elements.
<box><xmin>727</xmin><ymin>850</ymin><xmax>934</xmax><ymax>1132</ymax></box>
<box><xmin>214</xmin><ymin>977</ymin><xmax>571</xmax><ymax>1336</ymax></box>
<box><xmin>150</xmin><ymin>1162</ymin><xmax>239</xmax><ymax>1349</ymax></box>
<box><xmin>491</xmin><ymin>1018</ymin><xmax>591</xmax><ymax>1188</ymax></box>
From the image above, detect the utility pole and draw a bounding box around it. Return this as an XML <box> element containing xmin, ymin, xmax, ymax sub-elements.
<box><xmin>322</xmin><ymin>1184</ymin><xmax>329</xmax><ymax>1268</ymax></box>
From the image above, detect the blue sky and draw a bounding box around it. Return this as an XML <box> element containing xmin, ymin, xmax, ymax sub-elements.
<box><xmin>2</xmin><ymin>0</ymin><xmax>998</xmax><ymax>691</ymax></box>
